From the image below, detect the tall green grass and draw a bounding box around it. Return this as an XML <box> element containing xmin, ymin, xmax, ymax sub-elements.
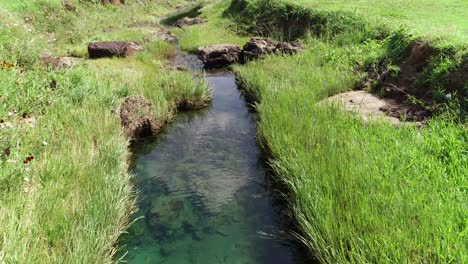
<box><xmin>234</xmin><ymin>38</ymin><xmax>467</xmax><ymax>263</ymax></box>
<box><xmin>284</xmin><ymin>0</ymin><xmax>468</xmax><ymax>46</ymax></box>
<box><xmin>0</xmin><ymin>0</ymin><xmax>210</xmax><ymax>263</ymax></box>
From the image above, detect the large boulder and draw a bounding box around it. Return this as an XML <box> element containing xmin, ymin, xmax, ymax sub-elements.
<box><xmin>242</xmin><ymin>37</ymin><xmax>302</xmax><ymax>61</ymax></box>
<box><xmin>88</xmin><ymin>41</ymin><xmax>144</xmax><ymax>59</ymax></box>
<box><xmin>197</xmin><ymin>44</ymin><xmax>241</xmax><ymax>69</ymax></box>
<box><xmin>174</xmin><ymin>17</ymin><xmax>205</xmax><ymax>28</ymax></box>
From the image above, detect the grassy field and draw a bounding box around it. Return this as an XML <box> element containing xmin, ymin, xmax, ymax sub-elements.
<box><xmin>173</xmin><ymin>0</ymin><xmax>468</xmax><ymax>262</ymax></box>
<box><xmin>0</xmin><ymin>0</ymin><xmax>209</xmax><ymax>263</ymax></box>
<box><xmin>287</xmin><ymin>0</ymin><xmax>468</xmax><ymax>46</ymax></box>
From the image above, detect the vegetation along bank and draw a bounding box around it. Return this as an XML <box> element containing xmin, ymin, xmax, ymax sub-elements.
<box><xmin>0</xmin><ymin>0</ymin><xmax>210</xmax><ymax>263</ymax></box>
<box><xmin>0</xmin><ymin>0</ymin><xmax>466</xmax><ymax>263</ymax></box>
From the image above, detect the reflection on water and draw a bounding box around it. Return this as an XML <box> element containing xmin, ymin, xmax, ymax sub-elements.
<box><xmin>121</xmin><ymin>73</ymin><xmax>301</xmax><ymax>263</ymax></box>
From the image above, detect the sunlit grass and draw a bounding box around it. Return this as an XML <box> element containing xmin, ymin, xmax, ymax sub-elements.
<box><xmin>234</xmin><ymin>41</ymin><xmax>467</xmax><ymax>263</ymax></box>
<box><xmin>283</xmin><ymin>0</ymin><xmax>468</xmax><ymax>46</ymax></box>
<box><xmin>0</xmin><ymin>0</ymin><xmax>210</xmax><ymax>263</ymax></box>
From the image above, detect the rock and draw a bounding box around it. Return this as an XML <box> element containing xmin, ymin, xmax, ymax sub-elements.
<box><xmin>88</xmin><ymin>41</ymin><xmax>144</xmax><ymax>59</ymax></box>
<box><xmin>145</xmin><ymin>197</ymin><xmax>189</xmax><ymax>240</ymax></box>
<box><xmin>242</xmin><ymin>37</ymin><xmax>302</xmax><ymax>61</ymax></box>
<box><xmin>174</xmin><ymin>17</ymin><xmax>205</xmax><ymax>28</ymax></box>
<box><xmin>40</xmin><ymin>51</ymin><xmax>80</xmax><ymax>69</ymax></box>
<box><xmin>275</xmin><ymin>41</ymin><xmax>302</xmax><ymax>54</ymax></box>
<box><xmin>150</xmin><ymin>25</ymin><xmax>176</xmax><ymax>42</ymax></box>
<box><xmin>242</xmin><ymin>37</ymin><xmax>278</xmax><ymax>61</ymax></box>
<box><xmin>197</xmin><ymin>44</ymin><xmax>241</xmax><ymax>69</ymax></box>
<box><xmin>100</xmin><ymin>0</ymin><xmax>125</xmax><ymax>5</ymax></box>
<box><xmin>119</xmin><ymin>96</ymin><xmax>160</xmax><ymax>140</ymax></box>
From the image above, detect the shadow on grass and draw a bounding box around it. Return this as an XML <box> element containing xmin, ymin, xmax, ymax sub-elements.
<box><xmin>160</xmin><ymin>3</ymin><xmax>204</xmax><ymax>26</ymax></box>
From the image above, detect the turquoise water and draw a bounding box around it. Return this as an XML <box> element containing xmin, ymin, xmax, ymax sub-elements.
<box><xmin>120</xmin><ymin>71</ymin><xmax>303</xmax><ymax>263</ymax></box>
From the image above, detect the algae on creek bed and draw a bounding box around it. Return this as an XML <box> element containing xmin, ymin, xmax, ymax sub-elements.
<box><xmin>119</xmin><ymin>74</ymin><xmax>303</xmax><ymax>264</ymax></box>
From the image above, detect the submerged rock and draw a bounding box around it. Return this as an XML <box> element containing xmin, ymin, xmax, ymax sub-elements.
<box><xmin>242</xmin><ymin>37</ymin><xmax>302</xmax><ymax>61</ymax></box>
<box><xmin>119</xmin><ymin>96</ymin><xmax>160</xmax><ymax>140</ymax></box>
<box><xmin>174</xmin><ymin>17</ymin><xmax>205</xmax><ymax>28</ymax></box>
<box><xmin>145</xmin><ymin>196</ymin><xmax>196</xmax><ymax>240</ymax></box>
<box><xmin>88</xmin><ymin>41</ymin><xmax>144</xmax><ymax>59</ymax></box>
<box><xmin>197</xmin><ymin>44</ymin><xmax>241</xmax><ymax>69</ymax></box>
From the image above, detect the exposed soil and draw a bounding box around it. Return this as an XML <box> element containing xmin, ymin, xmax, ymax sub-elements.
<box><xmin>445</xmin><ymin>61</ymin><xmax>468</xmax><ymax>97</ymax></box>
<box><xmin>327</xmin><ymin>90</ymin><xmax>426</xmax><ymax>125</ymax></box>
<box><xmin>39</xmin><ymin>51</ymin><xmax>80</xmax><ymax>69</ymax></box>
<box><xmin>385</xmin><ymin>41</ymin><xmax>436</xmax><ymax>100</ymax></box>
<box><xmin>360</xmin><ymin>41</ymin><xmax>447</xmax><ymax>120</ymax></box>
<box><xmin>119</xmin><ymin>96</ymin><xmax>161</xmax><ymax>141</ymax></box>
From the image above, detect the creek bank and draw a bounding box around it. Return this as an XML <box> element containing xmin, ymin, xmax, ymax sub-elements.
<box><xmin>197</xmin><ymin>37</ymin><xmax>303</xmax><ymax>69</ymax></box>
<box><xmin>361</xmin><ymin>41</ymin><xmax>467</xmax><ymax>119</ymax></box>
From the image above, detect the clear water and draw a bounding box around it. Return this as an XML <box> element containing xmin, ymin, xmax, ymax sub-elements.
<box><xmin>121</xmin><ymin>70</ymin><xmax>303</xmax><ymax>263</ymax></box>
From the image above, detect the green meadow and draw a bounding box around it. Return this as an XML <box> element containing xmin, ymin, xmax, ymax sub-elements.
<box><xmin>287</xmin><ymin>0</ymin><xmax>468</xmax><ymax>46</ymax></box>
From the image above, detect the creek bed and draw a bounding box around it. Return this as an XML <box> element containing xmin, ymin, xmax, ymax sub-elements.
<box><xmin>120</xmin><ymin>58</ymin><xmax>302</xmax><ymax>263</ymax></box>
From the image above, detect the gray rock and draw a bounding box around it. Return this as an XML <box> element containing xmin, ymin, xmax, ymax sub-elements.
<box><xmin>197</xmin><ymin>44</ymin><xmax>241</xmax><ymax>69</ymax></box>
<box><xmin>242</xmin><ymin>37</ymin><xmax>302</xmax><ymax>61</ymax></box>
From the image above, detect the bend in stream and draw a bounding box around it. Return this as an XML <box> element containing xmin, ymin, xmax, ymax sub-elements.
<box><xmin>119</xmin><ymin>54</ymin><xmax>305</xmax><ymax>263</ymax></box>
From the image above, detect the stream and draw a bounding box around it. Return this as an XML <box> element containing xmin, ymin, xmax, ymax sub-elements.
<box><xmin>120</xmin><ymin>55</ymin><xmax>303</xmax><ymax>263</ymax></box>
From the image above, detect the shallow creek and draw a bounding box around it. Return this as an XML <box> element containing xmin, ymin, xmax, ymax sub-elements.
<box><xmin>120</xmin><ymin>55</ymin><xmax>302</xmax><ymax>263</ymax></box>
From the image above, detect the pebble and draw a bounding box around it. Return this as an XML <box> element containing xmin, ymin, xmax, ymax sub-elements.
<box><xmin>0</xmin><ymin>122</ymin><xmax>13</xmax><ymax>129</ymax></box>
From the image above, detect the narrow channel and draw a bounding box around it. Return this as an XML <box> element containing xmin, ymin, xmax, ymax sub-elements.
<box><xmin>120</xmin><ymin>55</ymin><xmax>301</xmax><ymax>263</ymax></box>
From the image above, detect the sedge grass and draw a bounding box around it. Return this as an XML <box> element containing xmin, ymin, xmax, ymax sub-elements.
<box><xmin>233</xmin><ymin>34</ymin><xmax>467</xmax><ymax>264</ymax></box>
